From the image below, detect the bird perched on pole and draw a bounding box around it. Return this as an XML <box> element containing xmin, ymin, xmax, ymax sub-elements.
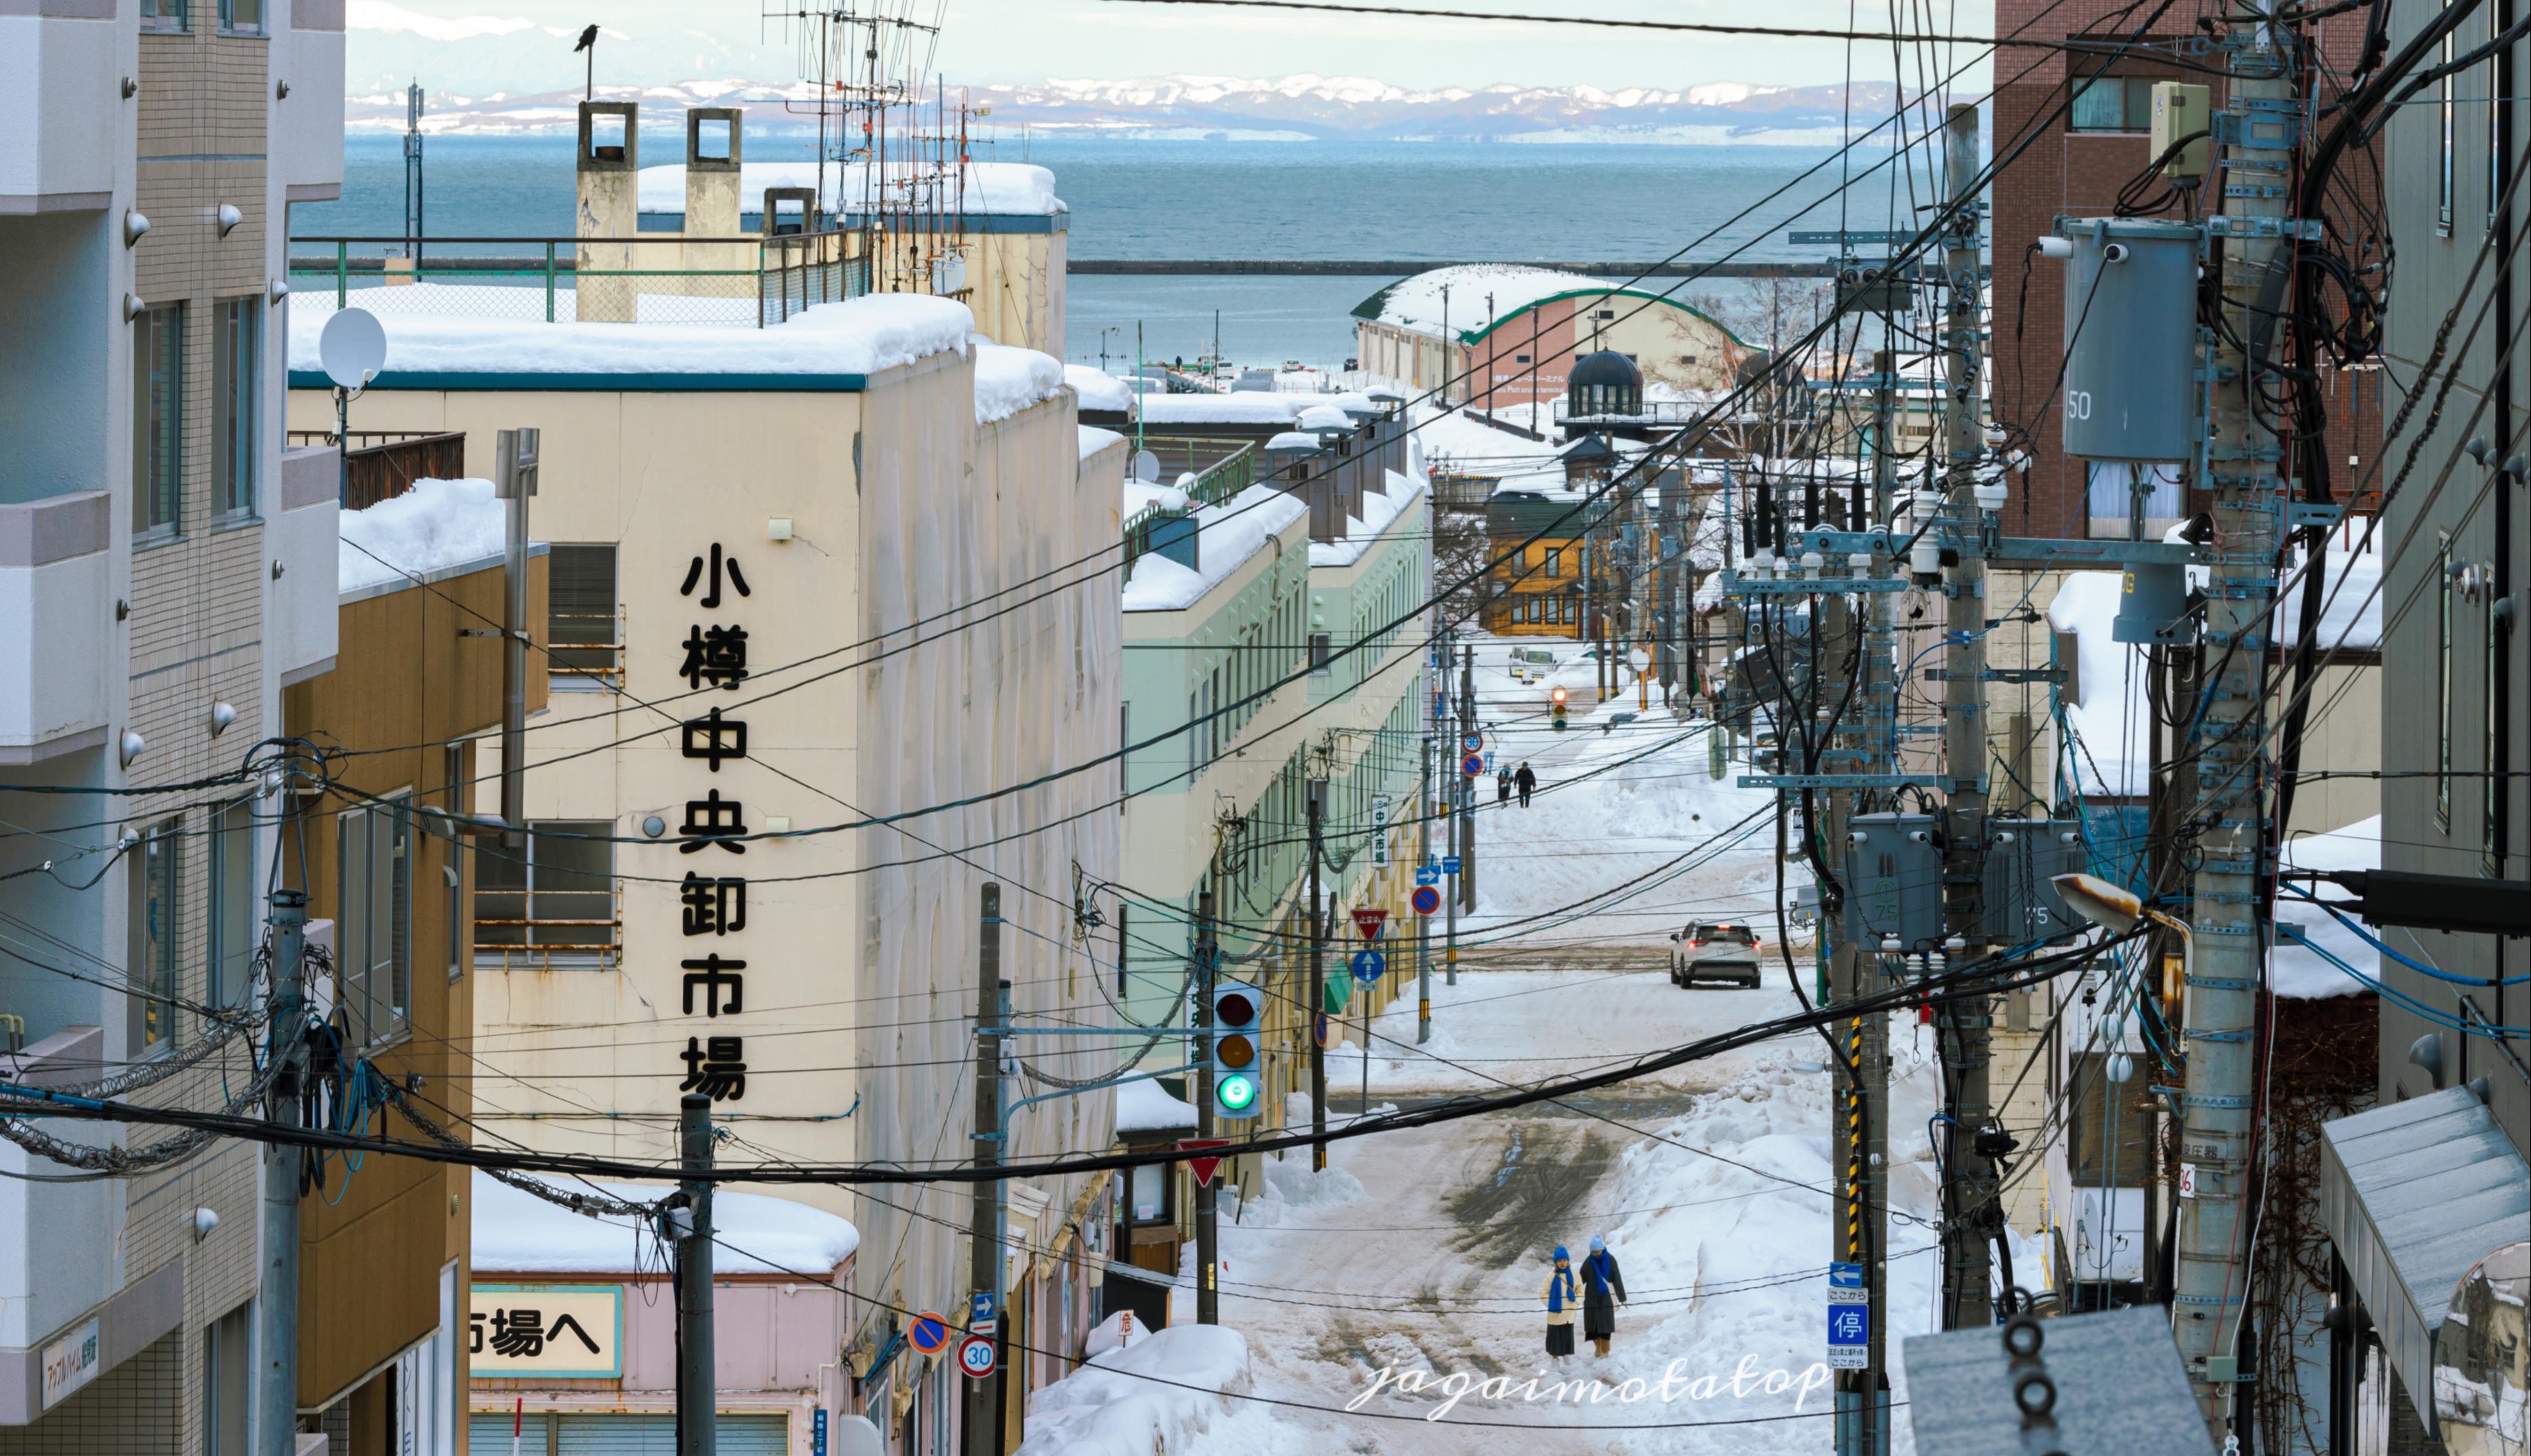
<box><xmin>574</xmin><ymin>24</ymin><xmax>599</xmax><ymax>100</ymax></box>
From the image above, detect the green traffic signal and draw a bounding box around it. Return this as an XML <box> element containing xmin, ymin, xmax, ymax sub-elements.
<box><xmin>1216</xmin><ymin>1073</ymin><xmax>1257</xmax><ymax>1112</ymax></box>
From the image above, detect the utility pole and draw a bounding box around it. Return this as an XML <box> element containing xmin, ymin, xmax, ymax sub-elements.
<box><xmin>676</xmin><ymin>1093</ymin><xmax>715</xmax><ymax>1456</ymax></box>
<box><xmin>1193</xmin><ymin>888</ymin><xmax>1219</xmax><ymax>1326</ymax></box>
<box><xmin>1306</xmin><ymin>783</ymin><xmax>1328</xmax><ymax>1172</ymax></box>
<box><xmin>1457</xmin><ymin>646</ymin><xmax>1477</xmax><ymax>912</ymax></box>
<box><xmin>256</xmin><ymin>888</ymin><xmax>309</xmax><ymax>1456</ymax></box>
<box><xmin>1438</xmin><ymin>625</ymin><xmax>1459</xmax><ymax>987</ymax></box>
<box><xmin>1417</xmin><ymin>734</ymin><xmax>1433</xmax><ymax>1043</ymax></box>
<box><xmin>494</xmin><ymin>428</ymin><xmax>539</xmax><ymax>850</ymax></box>
<box><xmin>1934</xmin><ymin>100</ymin><xmax>1996</xmax><ymax>1333</ymax></box>
<box><xmin>2176</xmin><ymin>18</ymin><xmax>2296</xmax><ymax>1438</ymax></box>
<box><xmin>964</xmin><ymin>885</ymin><xmax>1005</xmax><ymax>1456</ymax></box>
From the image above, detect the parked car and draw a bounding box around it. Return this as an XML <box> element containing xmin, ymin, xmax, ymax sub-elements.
<box><xmin>1668</xmin><ymin>921</ymin><xmax>1763</xmax><ymax>988</ymax></box>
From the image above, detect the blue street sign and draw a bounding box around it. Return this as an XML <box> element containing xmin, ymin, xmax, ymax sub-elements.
<box><xmin>814</xmin><ymin>1410</ymin><xmax>828</xmax><ymax>1456</ymax></box>
<box><xmin>1350</xmin><ymin>949</ymin><xmax>1387</xmax><ymax>983</ymax></box>
<box><xmin>1828</xmin><ymin>1305</ymin><xmax>1869</xmax><ymax>1347</ymax></box>
<box><xmin>1462</xmin><ymin>731</ymin><xmax>1483</xmax><ymax>754</ymax></box>
<box><xmin>1443</xmin><ymin>855</ymin><xmax>1462</xmax><ymax>875</ymax></box>
<box><xmin>1828</xmin><ymin>1263</ymin><xmax>1865</xmax><ymax>1290</ymax></box>
<box><xmin>1415</xmin><ymin>866</ymin><xmax>1439</xmax><ymax>887</ymax></box>
<box><xmin>970</xmin><ymin>1291</ymin><xmax>999</xmax><ymax>1325</ymax></box>
<box><xmin>1460</xmin><ymin>753</ymin><xmax>1485</xmax><ymax>777</ymax></box>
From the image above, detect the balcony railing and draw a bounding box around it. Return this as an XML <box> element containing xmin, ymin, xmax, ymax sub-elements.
<box><xmin>287</xmin><ymin>235</ymin><xmax>875</xmax><ymax>328</ymax></box>
<box><xmin>475</xmin><ymin>880</ymin><xmax>621</xmax><ymax>971</ymax></box>
<box><xmin>1551</xmin><ymin>398</ymin><xmax>1708</xmax><ymax>426</ymax></box>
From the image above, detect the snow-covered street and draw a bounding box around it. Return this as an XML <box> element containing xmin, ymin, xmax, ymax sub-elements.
<box><xmin>1020</xmin><ymin>636</ymin><xmax>1973</xmax><ymax>1456</ymax></box>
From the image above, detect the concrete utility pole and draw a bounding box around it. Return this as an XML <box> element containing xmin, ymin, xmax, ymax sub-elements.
<box><xmin>1193</xmin><ymin>888</ymin><xmax>1220</xmax><ymax>1325</ymax></box>
<box><xmin>2176</xmin><ymin>20</ymin><xmax>2295</xmax><ymax>1437</ymax></box>
<box><xmin>1934</xmin><ymin>100</ymin><xmax>1996</xmax><ymax>1333</ymax></box>
<box><xmin>1306</xmin><ymin>783</ymin><xmax>1328</xmax><ymax>1172</ymax></box>
<box><xmin>1417</xmin><ymin>735</ymin><xmax>1433</xmax><ymax>1043</ymax></box>
<box><xmin>676</xmin><ymin>1093</ymin><xmax>715</xmax><ymax>1456</ymax></box>
<box><xmin>1657</xmin><ymin>471</ymin><xmax>1681</xmax><ymax>706</ymax></box>
<box><xmin>1458</xmin><ymin>646</ymin><xmax>1477</xmax><ymax>911</ymax></box>
<box><xmin>256</xmin><ymin>888</ymin><xmax>309</xmax><ymax>1456</ymax></box>
<box><xmin>494</xmin><ymin>428</ymin><xmax>539</xmax><ymax>849</ymax></box>
<box><xmin>964</xmin><ymin>885</ymin><xmax>1005</xmax><ymax>1456</ymax></box>
<box><xmin>1439</xmin><ymin>626</ymin><xmax>1460</xmax><ymax>987</ymax></box>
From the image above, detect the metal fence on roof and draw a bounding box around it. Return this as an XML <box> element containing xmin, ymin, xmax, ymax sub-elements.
<box><xmin>287</xmin><ymin>234</ymin><xmax>874</xmax><ymax>328</ymax></box>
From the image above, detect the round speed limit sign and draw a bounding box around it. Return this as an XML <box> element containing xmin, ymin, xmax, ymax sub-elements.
<box><xmin>959</xmin><ymin>1334</ymin><xmax>998</xmax><ymax>1379</ymax></box>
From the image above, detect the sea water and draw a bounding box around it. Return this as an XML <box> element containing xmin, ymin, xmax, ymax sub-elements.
<box><xmin>297</xmin><ymin>135</ymin><xmax>1932</xmax><ymax>368</ymax></box>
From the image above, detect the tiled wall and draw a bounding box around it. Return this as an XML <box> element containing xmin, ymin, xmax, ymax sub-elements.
<box><xmin>0</xmin><ymin>1333</ymin><xmax>181</xmax><ymax>1456</ymax></box>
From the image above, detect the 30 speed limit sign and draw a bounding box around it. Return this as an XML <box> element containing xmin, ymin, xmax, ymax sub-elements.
<box><xmin>958</xmin><ymin>1334</ymin><xmax>998</xmax><ymax>1378</ymax></box>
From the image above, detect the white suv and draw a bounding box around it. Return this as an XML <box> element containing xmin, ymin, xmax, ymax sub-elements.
<box><xmin>1667</xmin><ymin>922</ymin><xmax>1763</xmax><ymax>989</ymax></box>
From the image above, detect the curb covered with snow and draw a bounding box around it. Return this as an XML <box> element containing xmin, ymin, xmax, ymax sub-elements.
<box><xmin>1015</xmin><ymin>1326</ymin><xmax>1250</xmax><ymax>1456</ymax></box>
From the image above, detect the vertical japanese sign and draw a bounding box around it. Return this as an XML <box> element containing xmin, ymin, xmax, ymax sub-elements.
<box><xmin>675</xmin><ymin>542</ymin><xmax>755</xmax><ymax>1102</ymax></box>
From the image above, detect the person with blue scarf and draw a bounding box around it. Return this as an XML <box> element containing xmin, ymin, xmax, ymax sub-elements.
<box><xmin>1580</xmin><ymin>1234</ymin><xmax>1628</xmax><ymax>1357</ymax></box>
<box><xmin>1539</xmin><ymin>1246</ymin><xmax>1579</xmax><ymax>1360</ymax></box>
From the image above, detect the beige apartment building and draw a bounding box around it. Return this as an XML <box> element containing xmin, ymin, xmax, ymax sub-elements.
<box><xmin>0</xmin><ymin>1</ymin><xmax>345</xmax><ymax>1453</ymax></box>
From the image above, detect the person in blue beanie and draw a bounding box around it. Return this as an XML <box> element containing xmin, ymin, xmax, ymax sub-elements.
<box><xmin>1580</xmin><ymin>1233</ymin><xmax>1628</xmax><ymax>1357</ymax></box>
<box><xmin>1539</xmin><ymin>1246</ymin><xmax>1579</xmax><ymax>1361</ymax></box>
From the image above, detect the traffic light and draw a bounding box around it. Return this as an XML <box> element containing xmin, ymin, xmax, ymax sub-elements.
<box><xmin>1551</xmin><ymin>686</ymin><xmax>1568</xmax><ymax>731</ymax></box>
<box><xmin>1209</xmin><ymin>980</ymin><xmax>1263</xmax><ymax>1120</ymax></box>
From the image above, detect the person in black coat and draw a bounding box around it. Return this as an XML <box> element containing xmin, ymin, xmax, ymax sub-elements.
<box><xmin>1514</xmin><ymin>762</ymin><xmax>1539</xmax><ymax>806</ymax></box>
<box><xmin>1580</xmin><ymin>1234</ymin><xmax>1627</xmax><ymax>1356</ymax></box>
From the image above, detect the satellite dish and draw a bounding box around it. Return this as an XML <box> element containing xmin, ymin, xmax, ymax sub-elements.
<box><xmin>2433</xmin><ymin>1241</ymin><xmax>2528</xmax><ymax>1455</ymax></box>
<box><xmin>827</xmin><ymin>1414</ymin><xmax>883</xmax><ymax>1456</ymax></box>
<box><xmin>1131</xmin><ymin>450</ymin><xmax>1161</xmax><ymax>484</ymax></box>
<box><xmin>318</xmin><ymin>307</ymin><xmax>388</xmax><ymax>391</ymax></box>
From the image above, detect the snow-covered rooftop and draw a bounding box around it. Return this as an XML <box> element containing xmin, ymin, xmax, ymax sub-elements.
<box><xmin>471</xmin><ymin>1170</ymin><xmax>860</xmax><ymax>1274</ymax></box>
<box><xmin>1065</xmin><ymin>365</ymin><xmax>1135</xmax><ymax>415</ymax></box>
<box><xmin>1311</xmin><ymin>467</ymin><xmax>1431</xmax><ymax>569</ymax></box>
<box><xmin>287</xmin><ymin>295</ymin><xmax>975</xmax><ymax>383</ymax></box>
<box><xmin>2272</xmin><ymin>815</ymin><xmax>2380</xmax><ymax>999</ymax></box>
<box><xmin>634</xmin><ymin>160</ymin><xmax>1067</xmax><ymax>217</ymax></box>
<box><xmin>1114</xmin><ymin>1076</ymin><xmax>1197</xmax><ymax>1134</ymax></box>
<box><xmin>339</xmin><ymin>477</ymin><xmax>510</xmax><ymax>595</ymax></box>
<box><xmin>1079</xmin><ymin>425</ymin><xmax>1125</xmax><ymax>463</ymax></box>
<box><xmin>974</xmin><ymin>341</ymin><xmax>1065</xmax><ymax>425</ymax></box>
<box><xmin>1122</xmin><ymin>483</ymin><xmax>1308</xmax><ymax>614</ymax></box>
<box><xmin>1136</xmin><ymin>394</ymin><xmax>1309</xmax><ymax>427</ymax></box>
<box><xmin>1352</xmin><ymin>264</ymin><xmax>1742</xmax><ymax>343</ymax></box>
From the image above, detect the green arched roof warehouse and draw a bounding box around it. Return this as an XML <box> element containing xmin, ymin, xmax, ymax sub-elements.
<box><xmin>1351</xmin><ymin>264</ymin><xmax>1748</xmax><ymax>346</ymax></box>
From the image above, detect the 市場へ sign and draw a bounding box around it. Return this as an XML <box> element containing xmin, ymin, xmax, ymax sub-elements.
<box><xmin>469</xmin><ymin>1285</ymin><xmax>624</xmax><ymax>1378</ymax></box>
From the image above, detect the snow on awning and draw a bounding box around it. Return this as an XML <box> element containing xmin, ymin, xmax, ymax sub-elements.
<box><xmin>471</xmin><ymin>1170</ymin><xmax>860</xmax><ymax>1275</ymax></box>
<box><xmin>2320</xmin><ymin>1086</ymin><xmax>2531</xmax><ymax>1434</ymax></box>
<box><xmin>1113</xmin><ymin>1076</ymin><xmax>1196</xmax><ymax>1134</ymax></box>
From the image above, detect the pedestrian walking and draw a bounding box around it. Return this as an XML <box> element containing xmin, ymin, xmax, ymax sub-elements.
<box><xmin>1540</xmin><ymin>1246</ymin><xmax>1580</xmax><ymax>1361</ymax></box>
<box><xmin>1496</xmin><ymin>767</ymin><xmax>1512</xmax><ymax>806</ymax></box>
<box><xmin>1580</xmin><ymin>1234</ymin><xmax>1627</xmax><ymax>1358</ymax></box>
<box><xmin>1514</xmin><ymin>761</ymin><xmax>1539</xmax><ymax>807</ymax></box>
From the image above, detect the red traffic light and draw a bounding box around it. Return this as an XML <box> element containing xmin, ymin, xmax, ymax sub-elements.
<box><xmin>1551</xmin><ymin>686</ymin><xmax>1568</xmax><ymax>704</ymax></box>
<box><xmin>1215</xmin><ymin>989</ymin><xmax>1257</xmax><ymax>1027</ymax></box>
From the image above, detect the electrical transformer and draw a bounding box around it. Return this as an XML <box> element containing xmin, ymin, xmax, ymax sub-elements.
<box><xmin>1843</xmin><ymin>812</ymin><xmax>1945</xmax><ymax>953</ymax></box>
<box><xmin>2056</xmin><ymin>218</ymin><xmax>2200</xmax><ymax>464</ymax></box>
<box><xmin>1982</xmin><ymin>819</ymin><xmax>2087</xmax><ymax>946</ymax></box>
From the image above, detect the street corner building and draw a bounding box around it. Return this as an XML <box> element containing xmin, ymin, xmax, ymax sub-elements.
<box><xmin>279</xmin><ymin>158</ymin><xmax>1125</xmax><ymax>1441</ymax></box>
<box><xmin>0</xmin><ymin>0</ymin><xmax>347</xmax><ymax>1452</ymax></box>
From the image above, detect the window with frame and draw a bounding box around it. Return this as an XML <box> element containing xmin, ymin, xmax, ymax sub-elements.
<box><xmin>2069</xmin><ymin>76</ymin><xmax>2168</xmax><ymax>132</ymax></box>
<box><xmin>212</xmin><ymin>299</ymin><xmax>260</xmax><ymax>520</ymax></box>
<box><xmin>547</xmin><ymin>545</ymin><xmax>623</xmax><ymax>689</ymax></box>
<box><xmin>217</xmin><ymin>0</ymin><xmax>262</xmax><ymax>32</ymax></box>
<box><xmin>1308</xmin><ymin>632</ymin><xmax>1332</xmax><ymax>675</ymax></box>
<box><xmin>204</xmin><ymin>1302</ymin><xmax>251</xmax><ymax>1456</ymax></box>
<box><xmin>128</xmin><ymin>816</ymin><xmax>183</xmax><ymax>1053</ymax></box>
<box><xmin>140</xmin><ymin>0</ymin><xmax>186</xmax><ymax>29</ymax></box>
<box><xmin>133</xmin><ymin>303</ymin><xmax>185</xmax><ymax>538</ymax></box>
<box><xmin>1126</xmin><ymin>1159</ymin><xmax>1174</xmax><ymax>1224</ymax></box>
<box><xmin>474</xmin><ymin>820</ymin><xmax>618</xmax><ymax>969</ymax></box>
<box><xmin>1545</xmin><ymin>547</ymin><xmax>1563</xmax><ymax>577</ymax></box>
<box><xmin>207</xmin><ymin>799</ymin><xmax>256</xmax><ymax>1013</ymax></box>
<box><xmin>336</xmin><ymin>795</ymin><xmax>413</xmax><ymax>1046</ymax></box>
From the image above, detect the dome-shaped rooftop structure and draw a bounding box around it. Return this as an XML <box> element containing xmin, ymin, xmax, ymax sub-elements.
<box><xmin>1568</xmin><ymin>350</ymin><xmax>1643</xmax><ymax>419</ymax></box>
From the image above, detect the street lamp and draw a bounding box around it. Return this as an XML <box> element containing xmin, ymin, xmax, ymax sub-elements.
<box><xmin>2051</xmin><ymin>871</ymin><xmax>2195</xmax><ymax>1021</ymax></box>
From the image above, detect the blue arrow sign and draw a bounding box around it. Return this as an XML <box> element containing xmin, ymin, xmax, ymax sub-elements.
<box><xmin>1828</xmin><ymin>1263</ymin><xmax>1865</xmax><ymax>1290</ymax></box>
<box><xmin>1350</xmin><ymin>950</ymin><xmax>1387</xmax><ymax>983</ymax></box>
<box><xmin>1415</xmin><ymin>866</ymin><xmax>1439</xmax><ymax>887</ymax></box>
<box><xmin>970</xmin><ymin>1292</ymin><xmax>999</xmax><ymax>1325</ymax></box>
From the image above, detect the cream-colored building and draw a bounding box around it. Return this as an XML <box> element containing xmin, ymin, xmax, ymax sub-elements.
<box><xmin>287</xmin><ymin>294</ymin><xmax>1120</xmax><ymax>1453</ymax></box>
<box><xmin>1352</xmin><ymin>264</ymin><xmax>1750</xmax><ymax>408</ymax></box>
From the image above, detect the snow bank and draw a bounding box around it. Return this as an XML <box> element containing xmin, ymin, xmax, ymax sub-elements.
<box><xmin>2273</xmin><ymin>815</ymin><xmax>2380</xmax><ymax>998</ymax></box>
<box><xmin>1225</xmin><ymin>1155</ymin><xmax>1365</xmax><ymax>1228</ymax></box>
<box><xmin>1115</xmin><ymin>1076</ymin><xmax>1197</xmax><ymax>1134</ymax></box>
<box><xmin>338</xmin><ymin>477</ymin><xmax>505</xmax><ymax>593</ymax></box>
<box><xmin>1123</xmin><ymin>484</ymin><xmax>1309</xmax><ymax>613</ymax></box>
<box><xmin>1015</xmin><ymin>1326</ymin><xmax>1249</xmax><ymax>1456</ymax></box>
<box><xmin>1066</xmin><ymin>365</ymin><xmax>1136</xmax><ymax>414</ymax></box>
<box><xmin>1137</xmin><ymin>394</ymin><xmax>1307</xmax><ymax>427</ymax></box>
<box><xmin>470</xmin><ymin>1170</ymin><xmax>859</xmax><ymax>1275</ymax></box>
<box><xmin>1083</xmin><ymin>1310</ymin><xmax>1152</xmax><ymax>1359</ymax></box>
<box><xmin>1296</xmin><ymin>404</ymin><xmax>1352</xmax><ymax>431</ymax></box>
<box><xmin>288</xmin><ymin>294</ymin><xmax>975</xmax><ymax>380</ymax></box>
<box><xmin>975</xmin><ymin>342</ymin><xmax>1066</xmax><ymax>424</ymax></box>
<box><xmin>635</xmin><ymin>160</ymin><xmax>1067</xmax><ymax>216</ymax></box>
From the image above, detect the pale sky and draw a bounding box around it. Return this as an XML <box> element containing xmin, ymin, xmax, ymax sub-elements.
<box><xmin>346</xmin><ymin>0</ymin><xmax>1998</xmax><ymax>98</ymax></box>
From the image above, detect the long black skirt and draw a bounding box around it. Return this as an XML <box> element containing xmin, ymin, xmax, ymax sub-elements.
<box><xmin>1545</xmin><ymin>1323</ymin><xmax>1576</xmax><ymax>1356</ymax></box>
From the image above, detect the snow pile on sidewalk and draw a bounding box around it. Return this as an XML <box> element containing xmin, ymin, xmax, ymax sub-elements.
<box><xmin>1015</xmin><ymin>1326</ymin><xmax>1250</xmax><ymax>1456</ymax></box>
<box><xmin>974</xmin><ymin>341</ymin><xmax>1066</xmax><ymax>424</ymax></box>
<box><xmin>338</xmin><ymin>477</ymin><xmax>506</xmax><ymax>593</ymax></box>
<box><xmin>1227</xmin><ymin>1155</ymin><xmax>1365</xmax><ymax>1229</ymax></box>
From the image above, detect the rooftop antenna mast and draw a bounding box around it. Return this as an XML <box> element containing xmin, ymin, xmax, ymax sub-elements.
<box><xmin>402</xmin><ymin>82</ymin><xmax>424</xmax><ymax>266</ymax></box>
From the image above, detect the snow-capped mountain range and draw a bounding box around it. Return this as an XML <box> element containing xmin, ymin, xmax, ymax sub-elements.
<box><xmin>351</xmin><ymin>73</ymin><xmax>1915</xmax><ymax>144</ymax></box>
